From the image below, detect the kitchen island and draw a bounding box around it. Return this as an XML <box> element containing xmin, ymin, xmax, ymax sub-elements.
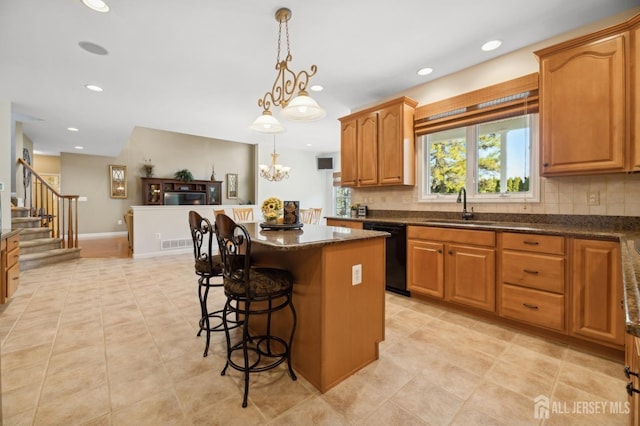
<box><xmin>241</xmin><ymin>223</ymin><xmax>388</xmax><ymax>393</ymax></box>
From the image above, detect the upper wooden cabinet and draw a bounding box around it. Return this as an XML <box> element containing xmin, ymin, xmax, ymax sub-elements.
<box><xmin>535</xmin><ymin>13</ymin><xmax>640</xmax><ymax>176</ymax></box>
<box><xmin>339</xmin><ymin>97</ymin><xmax>417</xmax><ymax>187</ymax></box>
<box><xmin>632</xmin><ymin>15</ymin><xmax>640</xmax><ymax>170</ymax></box>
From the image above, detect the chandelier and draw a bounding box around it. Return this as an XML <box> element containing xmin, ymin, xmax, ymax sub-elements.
<box><xmin>259</xmin><ymin>137</ymin><xmax>290</xmax><ymax>181</ymax></box>
<box><xmin>250</xmin><ymin>7</ymin><xmax>326</xmax><ymax>133</ymax></box>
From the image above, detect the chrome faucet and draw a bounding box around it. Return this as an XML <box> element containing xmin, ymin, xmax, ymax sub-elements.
<box><xmin>456</xmin><ymin>188</ymin><xmax>474</xmax><ymax>220</ymax></box>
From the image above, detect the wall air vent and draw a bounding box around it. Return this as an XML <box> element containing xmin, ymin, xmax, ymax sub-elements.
<box><xmin>161</xmin><ymin>238</ymin><xmax>193</xmax><ymax>250</ymax></box>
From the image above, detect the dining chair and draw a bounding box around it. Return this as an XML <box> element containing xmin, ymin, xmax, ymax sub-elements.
<box><xmin>232</xmin><ymin>207</ymin><xmax>254</xmax><ymax>222</ymax></box>
<box><xmin>299</xmin><ymin>209</ymin><xmax>313</xmax><ymax>224</ymax></box>
<box><xmin>310</xmin><ymin>207</ymin><xmax>323</xmax><ymax>224</ymax></box>
<box><xmin>214</xmin><ymin>213</ymin><xmax>297</xmax><ymax>407</ymax></box>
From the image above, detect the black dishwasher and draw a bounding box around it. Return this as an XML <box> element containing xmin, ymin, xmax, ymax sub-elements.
<box><xmin>363</xmin><ymin>222</ymin><xmax>409</xmax><ymax>296</ymax></box>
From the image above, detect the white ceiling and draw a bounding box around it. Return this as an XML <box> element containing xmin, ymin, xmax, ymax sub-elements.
<box><xmin>1</xmin><ymin>0</ymin><xmax>637</xmax><ymax>157</ymax></box>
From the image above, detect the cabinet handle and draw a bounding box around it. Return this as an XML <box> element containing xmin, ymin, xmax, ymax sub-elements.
<box><xmin>523</xmin><ymin>241</ymin><xmax>539</xmax><ymax>245</ymax></box>
<box><xmin>523</xmin><ymin>303</ymin><xmax>539</xmax><ymax>310</ymax></box>
<box><xmin>448</xmin><ymin>250</ymin><xmax>453</xmax><ymax>255</ymax></box>
<box><xmin>627</xmin><ymin>382</ymin><xmax>640</xmax><ymax>397</ymax></box>
<box><xmin>543</xmin><ymin>163</ymin><xmax>549</xmax><ymax>167</ymax></box>
<box><xmin>625</xmin><ymin>366</ymin><xmax>639</xmax><ymax>379</ymax></box>
<box><xmin>523</xmin><ymin>269</ymin><xmax>539</xmax><ymax>275</ymax></box>
<box><xmin>437</xmin><ymin>249</ymin><xmax>443</xmax><ymax>254</ymax></box>
<box><xmin>12</xmin><ymin>276</ymin><xmax>18</xmax><ymax>280</ymax></box>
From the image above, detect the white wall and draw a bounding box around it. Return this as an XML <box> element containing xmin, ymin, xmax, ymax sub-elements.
<box><xmin>0</xmin><ymin>100</ymin><xmax>10</xmax><ymax>231</ymax></box>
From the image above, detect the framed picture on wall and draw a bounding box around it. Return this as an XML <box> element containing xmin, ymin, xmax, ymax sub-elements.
<box><xmin>227</xmin><ymin>173</ymin><xmax>238</xmax><ymax>199</ymax></box>
<box><xmin>109</xmin><ymin>164</ymin><xmax>127</xmax><ymax>198</ymax></box>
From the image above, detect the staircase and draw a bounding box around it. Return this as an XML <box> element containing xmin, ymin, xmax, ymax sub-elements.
<box><xmin>11</xmin><ymin>206</ymin><xmax>81</xmax><ymax>270</ymax></box>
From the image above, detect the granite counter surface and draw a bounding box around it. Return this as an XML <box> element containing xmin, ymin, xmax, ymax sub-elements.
<box><xmin>328</xmin><ymin>213</ymin><xmax>640</xmax><ymax>337</ymax></box>
<box><xmin>243</xmin><ymin>222</ymin><xmax>388</xmax><ymax>251</ymax></box>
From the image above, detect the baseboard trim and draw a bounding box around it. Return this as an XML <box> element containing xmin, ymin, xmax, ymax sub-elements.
<box><xmin>78</xmin><ymin>231</ymin><xmax>128</xmax><ymax>239</ymax></box>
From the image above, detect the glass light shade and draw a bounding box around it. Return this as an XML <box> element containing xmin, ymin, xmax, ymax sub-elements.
<box><xmin>281</xmin><ymin>91</ymin><xmax>326</xmax><ymax>121</ymax></box>
<box><xmin>249</xmin><ymin>110</ymin><xmax>285</xmax><ymax>133</ymax></box>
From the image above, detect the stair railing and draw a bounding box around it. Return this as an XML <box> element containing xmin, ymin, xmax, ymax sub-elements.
<box><xmin>17</xmin><ymin>158</ymin><xmax>79</xmax><ymax>249</ymax></box>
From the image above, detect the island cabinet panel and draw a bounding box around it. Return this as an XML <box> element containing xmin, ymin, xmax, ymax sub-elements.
<box><xmin>536</xmin><ymin>22</ymin><xmax>633</xmax><ymax>176</ymax></box>
<box><xmin>407</xmin><ymin>226</ymin><xmax>496</xmax><ymax>312</ymax></box>
<box><xmin>339</xmin><ymin>96</ymin><xmax>417</xmax><ymax>187</ymax></box>
<box><xmin>571</xmin><ymin>238</ymin><xmax>624</xmax><ymax>347</ymax></box>
<box><xmin>499</xmin><ymin>232</ymin><xmax>566</xmax><ymax>332</ymax></box>
<box><xmin>249</xmin><ymin>236</ymin><xmax>385</xmax><ymax>393</ymax></box>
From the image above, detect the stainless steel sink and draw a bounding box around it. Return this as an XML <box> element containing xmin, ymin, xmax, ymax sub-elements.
<box><xmin>419</xmin><ymin>218</ymin><xmax>504</xmax><ymax>227</ymax></box>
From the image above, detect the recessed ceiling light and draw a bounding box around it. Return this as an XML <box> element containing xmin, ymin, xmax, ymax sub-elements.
<box><xmin>310</xmin><ymin>85</ymin><xmax>323</xmax><ymax>92</ymax></box>
<box><xmin>82</xmin><ymin>0</ymin><xmax>110</xmax><ymax>13</ymax></box>
<box><xmin>417</xmin><ymin>67</ymin><xmax>433</xmax><ymax>76</ymax></box>
<box><xmin>85</xmin><ymin>84</ymin><xmax>103</xmax><ymax>92</ymax></box>
<box><xmin>68</xmin><ymin>127</ymin><xmax>79</xmax><ymax>132</ymax></box>
<box><xmin>75</xmin><ymin>146</ymin><xmax>84</xmax><ymax>150</ymax></box>
<box><xmin>78</xmin><ymin>41</ymin><xmax>109</xmax><ymax>55</ymax></box>
<box><xmin>481</xmin><ymin>40</ymin><xmax>502</xmax><ymax>52</ymax></box>
<box><xmin>306</xmin><ymin>143</ymin><xmax>312</xmax><ymax>147</ymax></box>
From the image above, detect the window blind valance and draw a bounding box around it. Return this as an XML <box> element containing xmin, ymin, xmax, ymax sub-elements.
<box><xmin>414</xmin><ymin>73</ymin><xmax>539</xmax><ymax>136</ymax></box>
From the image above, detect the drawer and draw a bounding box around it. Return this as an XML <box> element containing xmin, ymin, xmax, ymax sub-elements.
<box><xmin>501</xmin><ymin>284</ymin><xmax>565</xmax><ymax>332</ymax></box>
<box><xmin>6</xmin><ymin>261</ymin><xmax>20</xmax><ymax>299</ymax></box>
<box><xmin>7</xmin><ymin>234</ymin><xmax>20</xmax><ymax>252</ymax></box>
<box><xmin>502</xmin><ymin>232</ymin><xmax>564</xmax><ymax>255</ymax></box>
<box><xmin>502</xmin><ymin>250</ymin><xmax>564</xmax><ymax>293</ymax></box>
<box><xmin>327</xmin><ymin>219</ymin><xmax>363</xmax><ymax>229</ymax></box>
<box><xmin>7</xmin><ymin>247</ymin><xmax>20</xmax><ymax>269</ymax></box>
<box><xmin>408</xmin><ymin>226</ymin><xmax>495</xmax><ymax>247</ymax></box>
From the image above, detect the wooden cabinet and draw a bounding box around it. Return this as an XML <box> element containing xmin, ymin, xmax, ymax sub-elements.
<box><xmin>1</xmin><ymin>232</ymin><xmax>20</xmax><ymax>304</ymax></box>
<box><xmin>625</xmin><ymin>333</ymin><xmax>640</xmax><ymax>425</ymax></box>
<box><xmin>632</xmin><ymin>16</ymin><xmax>640</xmax><ymax>171</ymax></box>
<box><xmin>571</xmin><ymin>238</ymin><xmax>624</xmax><ymax>347</ymax></box>
<box><xmin>326</xmin><ymin>218</ymin><xmax>363</xmax><ymax>230</ymax></box>
<box><xmin>499</xmin><ymin>233</ymin><xmax>566</xmax><ymax>332</ymax></box>
<box><xmin>339</xmin><ymin>97</ymin><xmax>417</xmax><ymax>187</ymax></box>
<box><xmin>407</xmin><ymin>226</ymin><xmax>496</xmax><ymax>312</ymax></box>
<box><xmin>141</xmin><ymin>178</ymin><xmax>221</xmax><ymax>205</ymax></box>
<box><xmin>536</xmin><ymin>13</ymin><xmax>640</xmax><ymax>175</ymax></box>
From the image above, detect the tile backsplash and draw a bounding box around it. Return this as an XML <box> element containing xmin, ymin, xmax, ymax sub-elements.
<box><xmin>352</xmin><ymin>173</ymin><xmax>640</xmax><ymax>217</ymax></box>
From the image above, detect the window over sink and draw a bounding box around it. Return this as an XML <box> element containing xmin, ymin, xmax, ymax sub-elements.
<box><xmin>420</xmin><ymin>113</ymin><xmax>539</xmax><ymax>203</ymax></box>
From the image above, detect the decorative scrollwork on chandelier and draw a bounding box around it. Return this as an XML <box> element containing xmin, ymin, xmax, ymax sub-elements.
<box><xmin>250</xmin><ymin>7</ymin><xmax>325</xmax><ymax>133</ymax></box>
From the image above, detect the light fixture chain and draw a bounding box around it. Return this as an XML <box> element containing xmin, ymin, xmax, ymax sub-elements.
<box><xmin>284</xmin><ymin>16</ymin><xmax>291</xmax><ymax>58</ymax></box>
<box><xmin>277</xmin><ymin>18</ymin><xmax>283</xmax><ymax>64</ymax></box>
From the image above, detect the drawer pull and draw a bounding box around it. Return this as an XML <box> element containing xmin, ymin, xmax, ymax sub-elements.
<box><xmin>523</xmin><ymin>303</ymin><xmax>539</xmax><ymax>310</ymax></box>
<box><xmin>437</xmin><ymin>249</ymin><xmax>443</xmax><ymax>254</ymax></box>
<box><xmin>12</xmin><ymin>276</ymin><xmax>18</xmax><ymax>280</ymax></box>
<box><xmin>627</xmin><ymin>382</ymin><xmax>640</xmax><ymax>397</ymax></box>
<box><xmin>523</xmin><ymin>241</ymin><xmax>539</xmax><ymax>245</ymax></box>
<box><xmin>523</xmin><ymin>269</ymin><xmax>539</xmax><ymax>275</ymax></box>
<box><xmin>625</xmin><ymin>366</ymin><xmax>639</xmax><ymax>379</ymax></box>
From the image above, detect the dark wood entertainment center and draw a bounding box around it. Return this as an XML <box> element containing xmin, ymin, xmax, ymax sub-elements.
<box><xmin>140</xmin><ymin>177</ymin><xmax>222</xmax><ymax>205</ymax></box>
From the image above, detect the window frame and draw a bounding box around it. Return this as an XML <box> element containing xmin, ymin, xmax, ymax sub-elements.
<box><xmin>419</xmin><ymin>113</ymin><xmax>540</xmax><ymax>203</ymax></box>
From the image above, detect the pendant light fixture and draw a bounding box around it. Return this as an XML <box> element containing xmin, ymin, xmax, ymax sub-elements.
<box><xmin>250</xmin><ymin>7</ymin><xmax>325</xmax><ymax>133</ymax></box>
<box><xmin>259</xmin><ymin>136</ymin><xmax>290</xmax><ymax>182</ymax></box>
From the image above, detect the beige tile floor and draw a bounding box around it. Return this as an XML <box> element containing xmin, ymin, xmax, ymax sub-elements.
<box><xmin>0</xmin><ymin>254</ymin><xmax>631</xmax><ymax>425</ymax></box>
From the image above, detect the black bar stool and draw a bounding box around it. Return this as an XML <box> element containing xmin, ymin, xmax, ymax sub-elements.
<box><xmin>214</xmin><ymin>213</ymin><xmax>297</xmax><ymax>407</ymax></box>
<box><xmin>188</xmin><ymin>211</ymin><xmax>240</xmax><ymax>357</ymax></box>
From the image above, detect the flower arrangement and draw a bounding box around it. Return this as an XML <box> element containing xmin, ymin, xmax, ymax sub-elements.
<box><xmin>142</xmin><ymin>158</ymin><xmax>154</xmax><ymax>177</ymax></box>
<box><xmin>261</xmin><ymin>196</ymin><xmax>283</xmax><ymax>222</ymax></box>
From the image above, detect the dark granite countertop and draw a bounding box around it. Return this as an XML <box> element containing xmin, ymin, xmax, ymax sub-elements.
<box><xmin>328</xmin><ymin>212</ymin><xmax>640</xmax><ymax>337</ymax></box>
<box><xmin>244</xmin><ymin>222</ymin><xmax>388</xmax><ymax>251</ymax></box>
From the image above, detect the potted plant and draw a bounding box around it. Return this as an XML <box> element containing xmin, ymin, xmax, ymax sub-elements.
<box><xmin>350</xmin><ymin>203</ymin><xmax>359</xmax><ymax>217</ymax></box>
<box><xmin>174</xmin><ymin>169</ymin><xmax>193</xmax><ymax>182</ymax></box>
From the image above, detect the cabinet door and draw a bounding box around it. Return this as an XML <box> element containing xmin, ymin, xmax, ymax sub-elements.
<box><xmin>340</xmin><ymin>119</ymin><xmax>358</xmax><ymax>187</ymax></box>
<box><xmin>633</xmin><ymin>23</ymin><xmax>640</xmax><ymax>171</ymax></box>
<box><xmin>378</xmin><ymin>103</ymin><xmax>404</xmax><ymax>185</ymax></box>
<box><xmin>445</xmin><ymin>244</ymin><xmax>496</xmax><ymax>312</ymax></box>
<box><xmin>206</xmin><ymin>182</ymin><xmax>221</xmax><ymax>205</ymax></box>
<box><xmin>357</xmin><ymin>112</ymin><xmax>378</xmax><ymax>186</ymax></box>
<box><xmin>407</xmin><ymin>239</ymin><xmax>444</xmax><ymax>298</ymax></box>
<box><xmin>378</xmin><ymin>102</ymin><xmax>415</xmax><ymax>186</ymax></box>
<box><xmin>625</xmin><ymin>333</ymin><xmax>640</xmax><ymax>425</ymax></box>
<box><xmin>540</xmin><ymin>34</ymin><xmax>627</xmax><ymax>175</ymax></box>
<box><xmin>571</xmin><ymin>239</ymin><xmax>624</xmax><ymax>347</ymax></box>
